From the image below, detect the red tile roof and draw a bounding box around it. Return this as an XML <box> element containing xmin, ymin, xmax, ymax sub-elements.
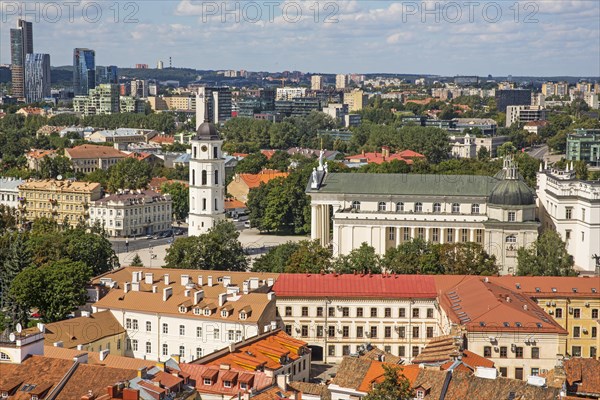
<box><xmin>345</xmin><ymin>149</ymin><xmax>425</xmax><ymax>165</ymax></box>
<box><xmin>564</xmin><ymin>358</ymin><xmax>600</xmax><ymax>396</ymax></box>
<box><xmin>65</xmin><ymin>144</ymin><xmax>126</xmax><ymax>159</ymax></box>
<box><xmin>357</xmin><ymin>362</ymin><xmax>421</xmax><ymax>392</ymax></box>
<box><xmin>180</xmin><ymin>364</ymin><xmax>273</xmax><ymax>396</ymax></box>
<box><xmin>225</xmin><ymin>198</ymin><xmax>246</xmax><ymax>210</ymax></box>
<box><xmin>238</xmin><ymin>170</ymin><xmax>289</xmax><ymax>189</ymax></box>
<box><xmin>149</xmin><ymin>135</ymin><xmax>174</xmax><ymax>144</ymax></box>
<box><xmin>273</xmin><ymin>273</ymin><xmax>437</xmax><ymax>299</ymax></box>
<box><xmin>260</xmin><ymin>150</ymin><xmax>276</xmax><ymax>160</ymax></box>
<box><xmin>488</xmin><ymin>276</ymin><xmax>600</xmax><ymax>299</ymax></box>
<box><xmin>26</xmin><ymin>149</ymin><xmax>57</xmax><ymax>159</ymax></box>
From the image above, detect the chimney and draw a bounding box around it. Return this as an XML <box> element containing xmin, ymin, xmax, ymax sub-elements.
<box><xmin>73</xmin><ymin>353</ymin><xmax>89</xmax><ymax>364</ymax></box>
<box><xmin>107</xmin><ymin>386</ymin><xmax>117</xmax><ymax>399</ymax></box>
<box><xmin>163</xmin><ymin>287</ymin><xmax>173</xmax><ymax>302</ymax></box>
<box><xmin>37</xmin><ymin>322</ymin><xmax>45</xmax><ymax>333</ymax></box>
<box><xmin>137</xmin><ymin>367</ymin><xmax>147</xmax><ymax>379</ymax></box>
<box><xmin>131</xmin><ymin>282</ymin><xmax>140</xmax><ymax>292</ymax></box>
<box><xmin>54</xmin><ymin>341</ymin><xmax>64</xmax><ymax>347</ymax></box>
<box><xmin>124</xmin><ymin>282</ymin><xmax>131</xmax><ymax>293</ymax></box>
<box><xmin>267</xmin><ymin>292</ymin><xmax>275</xmax><ymax>301</ymax></box>
<box><xmin>184</xmin><ymin>289</ymin><xmax>191</xmax><ymax>297</ymax></box>
<box><xmin>218</xmin><ymin>293</ymin><xmax>227</xmax><ymax>307</ymax></box>
<box><xmin>194</xmin><ymin>290</ymin><xmax>204</xmax><ymax>305</ymax></box>
<box><xmin>122</xmin><ymin>388</ymin><xmax>139</xmax><ymax>400</ymax></box>
<box><xmin>276</xmin><ymin>374</ymin><xmax>289</xmax><ymax>391</ymax></box>
<box><xmin>181</xmin><ymin>274</ymin><xmax>190</xmax><ymax>286</ymax></box>
<box><xmin>249</xmin><ymin>278</ymin><xmax>259</xmax><ymax>289</ymax></box>
<box><xmin>222</xmin><ymin>276</ymin><xmax>231</xmax><ymax>287</ymax></box>
<box><xmin>99</xmin><ymin>349</ymin><xmax>110</xmax><ymax>361</ymax></box>
<box><xmin>152</xmin><ymin>285</ymin><xmax>157</xmax><ymax>293</ymax></box>
<box><xmin>145</xmin><ymin>273</ymin><xmax>154</xmax><ymax>284</ymax></box>
<box><xmin>198</xmin><ymin>275</ymin><xmax>204</xmax><ymax>286</ymax></box>
<box><xmin>77</xmin><ymin>344</ymin><xmax>84</xmax><ymax>350</ymax></box>
<box><xmin>132</xmin><ymin>271</ymin><xmax>139</xmax><ymax>283</ymax></box>
<box><xmin>164</xmin><ymin>274</ymin><xmax>170</xmax><ymax>285</ymax></box>
<box><xmin>267</xmin><ymin>278</ymin><xmax>274</xmax><ymax>286</ymax></box>
<box><xmin>207</xmin><ymin>276</ymin><xmax>213</xmax><ymax>286</ymax></box>
<box><xmin>242</xmin><ymin>281</ymin><xmax>249</xmax><ymax>294</ymax></box>
<box><xmin>81</xmin><ymin>311</ymin><xmax>90</xmax><ymax>317</ymax></box>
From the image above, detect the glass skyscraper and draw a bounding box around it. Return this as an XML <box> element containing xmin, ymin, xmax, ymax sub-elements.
<box><xmin>25</xmin><ymin>53</ymin><xmax>51</xmax><ymax>103</ymax></box>
<box><xmin>73</xmin><ymin>48</ymin><xmax>96</xmax><ymax>95</ymax></box>
<box><xmin>96</xmin><ymin>65</ymin><xmax>119</xmax><ymax>84</ymax></box>
<box><xmin>10</xmin><ymin>19</ymin><xmax>33</xmax><ymax>99</ymax></box>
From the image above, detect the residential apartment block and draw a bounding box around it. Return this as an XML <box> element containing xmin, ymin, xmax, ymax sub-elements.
<box><xmin>91</xmin><ymin>268</ymin><xmax>279</xmax><ymax>363</ymax></box>
<box><xmin>89</xmin><ymin>189</ymin><xmax>172</xmax><ymax>237</ymax></box>
<box><xmin>64</xmin><ymin>144</ymin><xmax>126</xmax><ymax>173</ymax></box>
<box><xmin>73</xmin><ymin>83</ymin><xmax>119</xmax><ymax>115</ymax></box>
<box><xmin>308</xmin><ymin>157</ymin><xmax>539</xmax><ymax>274</ymax></box>
<box><xmin>566</xmin><ymin>129</ymin><xmax>600</xmax><ymax>165</ymax></box>
<box><xmin>0</xmin><ymin>177</ymin><xmax>24</xmax><ymax>209</ymax></box>
<box><xmin>343</xmin><ymin>89</ymin><xmax>367</xmax><ymax>112</ymax></box>
<box><xmin>18</xmin><ymin>179</ymin><xmax>102</xmax><ymax>226</ymax></box>
<box><xmin>536</xmin><ymin>164</ymin><xmax>600</xmax><ymax>274</ymax></box>
<box><xmin>506</xmin><ymin>105</ymin><xmax>547</xmax><ymax>128</ymax></box>
<box><xmin>272</xmin><ymin>274</ymin><xmax>441</xmax><ymax>363</ymax></box>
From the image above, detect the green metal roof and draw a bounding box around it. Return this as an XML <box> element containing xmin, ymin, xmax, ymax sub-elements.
<box><xmin>308</xmin><ymin>173</ymin><xmax>500</xmax><ymax>197</ymax></box>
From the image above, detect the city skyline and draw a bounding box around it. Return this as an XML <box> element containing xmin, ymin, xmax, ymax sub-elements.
<box><xmin>0</xmin><ymin>1</ymin><xmax>598</xmax><ymax>76</ymax></box>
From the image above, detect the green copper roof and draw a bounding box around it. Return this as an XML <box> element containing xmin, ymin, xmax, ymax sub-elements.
<box><xmin>308</xmin><ymin>173</ymin><xmax>500</xmax><ymax>197</ymax></box>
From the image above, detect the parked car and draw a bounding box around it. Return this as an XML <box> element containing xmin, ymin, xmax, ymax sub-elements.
<box><xmin>244</xmin><ymin>221</ymin><xmax>251</xmax><ymax>228</ymax></box>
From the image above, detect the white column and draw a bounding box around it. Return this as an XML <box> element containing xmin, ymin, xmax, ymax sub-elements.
<box><xmin>425</xmin><ymin>227</ymin><xmax>430</xmax><ymax>242</ymax></box>
<box><xmin>410</xmin><ymin>227</ymin><xmax>416</xmax><ymax>240</ymax></box>
<box><xmin>396</xmin><ymin>227</ymin><xmax>401</xmax><ymax>247</ymax></box>
<box><xmin>322</xmin><ymin>205</ymin><xmax>330</xmax><ymax>246</ymax></box>
<box><xmin>440</xmin><ymin>228</ymin><xmax>445</xmax><ymax>244</ymax></box>
<box><xmin>311</xmin><ymin>205</ymin><xmax>318</xmax><ymax>240</ymax></box>
<box><xmin>470</xmin><ymin>228</ymin><xmax>475</xmax><ymax>243</ymax></box>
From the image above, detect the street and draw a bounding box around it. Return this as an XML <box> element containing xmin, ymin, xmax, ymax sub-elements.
<box><xmin>527</xmin><ymin>144</ymin><xmax>549</xmax><ymax>160</ymax></box>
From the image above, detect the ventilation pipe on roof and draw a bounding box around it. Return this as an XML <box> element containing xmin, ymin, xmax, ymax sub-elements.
<box><xmin>222</xmin><ymin>276</ymin><xmax>231</xmax><ymax>287</ymax></box>
<box><xmin>198</xmin><ymin>275</ymin><xmax>203</xmax><ymax>286</ymax></box>
<box><xmin>145</xmin><ymin>273</ymin><xmax>154</xmax><ymax>284</ymax></box>
<box><xmin>242</xmin><ymin>281</ymin><xmax>249</xmax><ymax>294</ymax></box>
<box><xmin>124</xmin><ymin>282</ymin><xmax>131</xmax><ymax>294</ymax></box>
<box><xmin>164</xmin><ymin>274</ymin><xmax>170</xmax><ymax>285</ymax></box>
<box><xmin>208</xmin><ymin>276</ymin><xmax>213</xmax><ymax>286</ymax></box>
<box><xmin>267</xmin><ymin>292</ymin><xmax>275</xmax><ymax>301</ymax></box>
<box><xmin>181</xmin><ymin>275</ymin><xmax>190</xmax><ymax>286</ymax></box>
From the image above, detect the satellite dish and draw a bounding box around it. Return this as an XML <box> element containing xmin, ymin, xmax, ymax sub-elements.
<box><xmin>56</xmin><ymin>175</ymin><xmax>63</xmax><ymax>181</ymax></box>
<box><xmin>16</xmin><ymin>323</ymin><xmax>22</xmax><ymax>333</ymax></box>
<box><xmin>9</xmin><ymin>333</ymin><xmax>16</xmax><ymax>342</ymax></box>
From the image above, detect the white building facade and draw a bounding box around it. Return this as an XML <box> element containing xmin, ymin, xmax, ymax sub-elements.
<box><xmin>536</xmin><ymin>165</ymin><xmax>600</xmax><ymax>274</ymax></box>
<box><xmin>89</xmin><ymin>190</ymin><xmax>172</xmax><ymax>237</ymax></box>
<box><xmin>189</xmin><ymin>109</ymin><xmax>226</xmax><ymax>236</ymax></box>
<box><xmin>272</xmin><ymin>274</ymin><xmax>443</xmax><ymax>364</ymax></box>
<box><xmin>307</xmin><ymin>158</ymin><xmax>539</xmax><ymax>275</ymax></box>
<box><xmin>0</xmin><ymin>177</ymin><xmax>24</xmax><ymax>209</ymax></box>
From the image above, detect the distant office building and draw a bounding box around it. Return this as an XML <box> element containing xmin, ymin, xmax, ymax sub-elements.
<box><xmin>344</xmin><ymin>89</ymin><xmax>367</xmax><ymax>112</ymax></box>
<box><xmin>505</xmin><ymin>105</ymin><xmax>547</xmax><ymax>127</ymax></box>
<box><xmin>24</xmin><ymin>53</ymin><xmax>50</xmax><ymax>103</ymax></box>
<box><xmin>195</xmin><ymin>86</ymin><xmax>232</xmax><ymax>126</ymax></box>
<box><xmin>130</xmin><ymin>79</ymin><xmax>148</xmax><ymax>98</ymax></box>
<box><xmin>73</xmin><ymin>48</ymin><xmax>96</xmax><ymax>95</ymax></box>
<box><xmin>454</xmin><ymin>76</ymin><xmax>479</xmax><ymax>86</ymax></box>
<box><xmin>0</xmin><ymin>66</ymin><xmax>11</xmax><ymax>83</ymax></box>
<box><xmin>136</xmin><ymin>64</ymin><xmax>149</xmax><ymax>69</ymax></box>
<box><xmin>566</xmin><ymin>129</ymin><xmax>600</xmax><ymax>165</ymax></box>
<box><xmin>542</xmin><ymin>82</ymin><xmax>569</xmax><ymax>97</ymax></box>
<box><xmin>96</xmin><ymin>66</ymin><xmax>118</xmax><ymax>85</ymax></box>
<box><xmin>120</xmin><ymin>96</ymin><xmax>146</xmax><ymax>113</ymax></box>
<box><xmin>276</xmin><ymin>87</ymin><xmax>306</xmax><ymax>101</ymax></box>
<box><xmin>344</xmin><ymin>114</ymin><xmax>361</xmax><ymax>127</ymax></box>
<box><xmin>322</xmin><ymin>103</ymin><xmax>348</xmax><ymax>121</ymax></box>
<box><xmin>157</xmin><ymin>60</ymin><xmax>164</xmax><ymax>69</ymax></box>
<box><xmin>275</xmin><ymin>98</ymin><xmax>321</xmax><ymax>117</ymax></box>
<box><xmin>73</xmin><ymin>83</ymin><xmax>120</xmax><ymax>116</ymax></box>
<box><xmin>336</xmin><ymin>74</ymin><xmax>347</xmax><ymax>89</ymax></box>
<box><xmin>575</xmin><ymin>82</ymin><xmax>599</xmax><ymax>94</ymax></box>
<box><xmin>495</xmin><ymin>89</ymin><xmax>531</xmax><ymax>113</ymax></box>
<box><xmin>311</xmin><ymin>75</ymin><xmax>323</xmax><ymax>90</ymax></box>
<box><xmin>148</xmin><ymin>81</ymin><xmax>158</xmax><ymax>96</ymax></box>
<box><xmin>10</xmin><ymin>19</ymin><xmax>33</xmax><ymax>99</ymax></box>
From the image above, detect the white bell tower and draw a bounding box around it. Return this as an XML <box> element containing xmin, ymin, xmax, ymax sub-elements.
<box><xmin>188</xmin><ymin>96</ymin><xmax>225</xmax><ymax>235</ymax></box>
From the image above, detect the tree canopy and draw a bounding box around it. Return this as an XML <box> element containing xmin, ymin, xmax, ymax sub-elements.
<box><xmin>517</xmin><ymin>230</ymin><xmax>576</xmax><ymax>276</ymax></box>
<box><xmin>363</xmin><ymin>365</ymin><xmax>414</xmax><ymax>400</ymax></box>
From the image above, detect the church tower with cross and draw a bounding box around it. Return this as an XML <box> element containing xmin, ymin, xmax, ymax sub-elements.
<box><xmin>188</xmin><ymin>94</ymin><xmax>225</xmax><ymax>236</ymax></box>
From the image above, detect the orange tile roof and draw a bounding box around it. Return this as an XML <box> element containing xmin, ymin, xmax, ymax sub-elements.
<box><xmin>26</xmin><ymin>149</ymin><xmax>57</xmax><ymax>159</ymax></box>
<box><xmin>440</xmin><ymin>351</ymin><xmax>494</xmax><ymax>371</ymax></box>
<box><xmin>238</xmin><ymin>170</ymin><xmax>289</xmax><ymax>189</ymax></box>
<box><xmin>65</xmin><ymin>144</ymin><xmax>126</xmax><ymax>159</ymax></box>
<box><xmin>250</xmin><ymin>386</ymin><xmax>295</xmax><ymax>400</ymax></box>
<box><xmin>260</xmin><ymin>150</ymin><xmax>276</xmax><ymax>160</ymax></box>
<box><xmin>149</xmin><ymin>135</ymin><xmax>175</xmax><ymax>144</ymax></box>
<box><xmin>564</xmin><ymin>358</ymin><xmax>600</xmax><ymax>396</ymax></box>
<box><xmin>232</xmin><ymin>153</ymin><xmax>249</xmax><ymax>158</ymax></box>
<box><xmin>225</xmin><ymin>198</ymin><xmax>246</xmax><ymax>210</ymax></box>
<box><xmin>43</xmin><ymin>346</ymin><xmax>156</xmax><ymax>370</ymax></box>
<box><xmin>488</xmin><ymin>276</ymin><xmax>600</xmax><ymax>299</ymax></box>
<box><xmin>435</xmin><ymin>276</ymin><xmax>568</xmax><ymax>335</ymax></box>
<box><xmin>44</xmin><ymin>310</ymin><xmax>125</xmax><ymax>348</ymax></box>
<box><xmin>148</xmin><ymin>177</ymin><xmax>189</xmax><ymax>191</ymax></box>
<box><xmin>126</xmin><ymin>152</ymin><xmax>153</xmax><ymax>161</ymax></box>
<box><xmin>152</xmin><ymin>370</ymin><xmax>183</xmax><ymax>389</ymax></box>
<box><xmin>345</xmin><ymin>150</ymin><xmax>425</xmax><ymax>165</ymax></box>
<box><xmin>357</xmin><ymin>362</ymin><xmax>421</xmax><ymax>392</ymax></box>
<box><xmin>180</xmin><ymin>364</ymin><xmax>273</xmax><ymax>395</ymax></box>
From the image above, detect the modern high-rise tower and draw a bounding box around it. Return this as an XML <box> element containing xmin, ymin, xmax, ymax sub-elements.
<box><xmin>73</xmin><ymin>48</ymin><xmax>96</xmax><ymax>95</ymax></box>
<box><xmin>10</xmin><ymin>19</ymin><xmax>33</xmax><ymax>99</ymax></box>
<box><xmin>24</xmin><ymin>53</ymin><xmax>51</xmax><ymax>103</ymax></box>
<box><xmin>188</xmin><ymin>99</ymin><xmax>226</xmax><ymax>236</ymax></box>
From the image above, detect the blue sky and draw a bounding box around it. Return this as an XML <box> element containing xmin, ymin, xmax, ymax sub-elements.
<box><xmin>1</xmin><ymin>0</ymin><xmax>599</xmax><ymax>76</ymax></box>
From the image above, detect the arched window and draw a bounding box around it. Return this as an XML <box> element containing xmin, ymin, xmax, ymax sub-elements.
<box><xmin>214</xmin><ymin>198</ymin><xmax>218</xmax><ymax>211</ymax></box>
<box><xmin>433</xmin><ymin>203</ymin><xmax>441</xmax><ymax>213</ymax></box>
<box><xmin>351</xmin><ymin>201</ymin><xmax>361</xmax><ymax>211</ymax></box>
<box><xmin>378</xmin><ymin>202</ymin><xmax>386</xmax><ymax>211</ymax></box>
<box><xmin>192</xmin><ymin>169</ymin><xmax>195</xmax><ymax>186</ymax></box>
<box><xmin>202</xmin><ymin>198</ymin><xmax>206</xmax><ymax>211</ymax></box>
<box><xmin>471</xmin><ymin>204</ymin><xmax>480</xmax><ymax>214</ymax></box>
<box><xmin>213</xmin><ymin>146</ymin><xmax>218</xmax><ymax>159</ymax></box>
<box><xmin>505</xmin><ymin>235</ymin><xmax>517</xmax><ymax>243</ymax></box>
<box><xmin>452</xmin><ymin>203</ymin><xmax>460</xmax><ymax>214</ymax></box>
<box><xmin>201</xmin><ymin>170</ymin><xmax>207</xmax><ymax>185</ymax></box>
<box><xmin>414</xmin><ymin>202</ymin><xmax>423</xmax><ymax>212</ymax></box>
<box><xmin>396</xmin><ymin>202</ymin><xmax>404</xmax><ymax>212</ymax></box>
<box><xmin>193</xmin><ymin>146</ymin><xmax>197</xmax><ymax>159</ymax></box>
<box><xmin>215</xmin><ymin>170</ymin><xmax>219</xmax><ymax>185</ymax></box>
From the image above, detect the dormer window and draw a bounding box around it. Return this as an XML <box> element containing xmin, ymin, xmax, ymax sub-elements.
<box><xmin>193</xmin><ymin>308</ymin><xmax>201</xmax><ymax>315</ymax></box>
<box><xmin>224</xmin><ymin>380</ymin><xmax>232</xmax><ymax>388</ymax></box>
<box><xmin>203</xmin><ymin>378</ymin><xmax>212</xmax><ymax>386</ymax></box>
<box><xmin>240</xmin><ymin>312</ymin><xmax>247</xmax><ymax>320</ymax></box>
<box><xmin>179</xmin><ymin>306</ymin><xmax>187</xmax><ymax>313</ymax></box>
<box><xmin>240</xmin><ymin>383</ymin><xmax>248</xmax><ymax>390</ymax></box>
<box><xmin>221</xmin><ymin>310</ymin><xmax>229</xmax><ymax>318</ymax></box>
<box><xmin>204</xmin><ymin>309</ymin><xmax>212</xmax><ymax>316</ymax></box>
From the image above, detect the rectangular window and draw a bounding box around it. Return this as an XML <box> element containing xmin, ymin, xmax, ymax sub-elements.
<box><xmin>316</xmin><ymin>307</ymin><xmax>323</xmax><ymax>317</ymax></box>
<box><xmin>388</xmin><ymin>227</ymin><xmax>395</xmax><ymax>240</ymax></box>
<box><xmin>574</xmin><ymin>309</ymin><xmax>581</xmax><ymax>319</ymax></box>
<box><xmin>356</xmin><ymin>326</ymin><xmax>364</xmax><ymax>338</ymax></box>
<box><xmin>484</xmin><ymin>346</ymin><xmax>492</xmax><ymax>357</ymax></box>
<box><xmin>582</xmin><ymin>208</ymin><xmax>586</xmax><ymax>221</ymax></box>
<box><xmin>214</xmin><ymin>329</ymin><xmax>220</xmax><ymax>339</ymax></box>
<box><xmin>592</xmin><ymin>309</ymin><xmax>598</xmax><ymax>319</ymax></box>
<box><xmin>412</xmin><ymin>346</ymin><xmax>419</xmax><ymax>357</ymax></box>
<box><xmin>432</xmin><ymin>228</ymin><xmax>439</xmax><ymax>242</ymax></box>
<box><xmin>531</xmin><ymin>347</ymin><xmax>539</xmax><ymax>359</ymax></box>
<box><xmin>301</xmin><ymin>307</ymin><xmax>308</xmax><ymax>317</ymax></box>
<box><xmin>499</xmin><ymin>367</ymin><xmax>507</xmax><ymax>377</ymax></box>
<box><xmin>342</xmin><ymin>326</ymin><xmax>349</xmax><ymax>338</ymax></box>
<box><xmin>285</xmin><ymin>306</ymin><xmax>292</xmax><ymax>316</ymax></box>
<box><xmin>592</xmin><ymin>327</ymin><xmax>597</xmax><ymax>338</ymax></box>
<box><xmin>427</xmin><ymin>308</ymin><xmax>434</xmax><ymax>318</ymax></box>
<box><xmin>566</xmin><ymin>230</ymin><xmax>571</xmax><ymax>240</ymax></box>
<box><xmin>146</xmin><ymin>321</ymin><xmax>151</xmax><ymax>332</ymax></box>
<box><xmin>126</xmin><ymin>318</ymin><xmax>132</xmax><ymax>329</ymax></box>
<box><xmin>591</xmin><ymin>347</ymin><xmax>597</xmax><ymax>359</ymax></box>
<box><xmin>508</xmin><ymin>211</ymin><xmax>516</xmax><ymax>222</ymax></box>
<box><xmin>370</xmin><ymin>308</ymin><xmax>377</xmax><ymax>317</ymax></box>
<box><xmin>384</xmin><ymin>308</ymin><xmax>391</xmax><ymax>318</ymax></box>
<box><xmin>574</xmin><ymin>327</ymin><xmax>581</xmax><ymax>338</ymax></box>
<box><xmin>403</xmin><ymin>227</ymin><xmax>410</xmax><ymax>241</ymax></box>
<box><xmin>370</xmin><ymin>326</ymin><xmax>377</xmax><ymax>338</ymax></box>
<box><xmin>412</xmin><ymin>326</ymin><xmax>419</xmax><ymax>339</ymax></box>
<box><xmin>500</xmin><ymin>347</ymin><xmax>507</xmax><ymax>358</ymax></box>
<box><xmin>399</xmin><ymin>308</ymin><xmax>406</xmax><ymax>318</ymax></box>
<box><xmin>328</xmin><ymin>307</ymin><xmax>335</xmax><ymax>317</ymax></box>
<box><xmin>132</xmin><ymin>340</ymin><xmax>138</xmax><ymax>352</ymax></box>
<box><xmin>133</xmin><ymin>320</ymin><xmax>138</xmax><ymax>330</ymax></box>
<box><xmin>384</xmin><ymin>326</ymin><xmax>392</xmax><ymax>338</ymax></box>
<box><xmin>162</xmin><ymin>344</ymin><xmax>168</xmax><ymax>356</ymax></box>
<box><xmin>285</xmin><ymin>325</ymin><xmax>292</xmax><ymax>335</ymax></box>
<box><xmin>566</xmin><ymin>207</ymin><xmax>572</xmax><ymax>219</ymax></box>
<box><xmin>146</xmin><ymin>342</ymin><xmax>151</xmax><ymax>354</ymax></box>
<box><xmin>342</xmin><ymin>307</ymin><xmax>349</xmax><ymax>317</ymax></box>
<box><xmin>316</xmin><ymin>326</ymin><xmax>323</xmax><ymax>337</ymax></box>
<box><xmin>413</xmin><ymin>308</ymin><xmax>420</xmax><ymax>318</ymax></box>
<box><xmin>179</xmin><ymin>325</ymin><xmax>185</xmax><ymax>336</ymax></box>
<box><xmin>398</xmin><ymin>326</ymin><xmax>406</xmax><ymax>339</ymax></box>
<box><xmin>461</xmin><ymin>229</ymin><xmax>468</xmax><ymax>242</ymax></box>
<box><xmin>398</xmin><ymin>346</ymin><xmax>405</xmax><ymax>357</ymax></box>
<box><xmin>197</xmin><ymin>327</ymin><xmax>202</xmax><ymax>338</ymax></box>
<box><xmin>301</xmin><ymin>325</ymin><xmax>308</xmax><ymax>337</ymax></box>
<box><xmin>446</xmin><ymin>228</ymin><xmax>454</xmax><ymax>243</ymax></box>
<box><xmin>572</xmin><ymin>346</ymin><xmax>582</xmax><ymax>357</ymax></box>
<box><xmin>342</xmin><ymin>345</ymin><xmax>350</xmax><ymax>356</ymax></box>
<box><xmin>555</xmin><ymin>308</ymin><xmax>563</xmax><ymax>318</ymax></box>
<box><xmin>476</xmin><ymin>229</ymin><xmax>483</xmax><ymax>243</ymax></box>
<box><xmin>515</xmin><ymin>368</ymin><xmax>523</xmax><ymax>380</ymax></box>
<box><xmin>328</xmin><ymin>346</ymin><xmax>335</xmax><ymax>356</ymax></box>
<box><xmin>515</xmin><ymin>347</ymin><xmax>523</xmax><ymax>358</ymax></box>
<box><xmin>426</xmin><ymin>327</ymin><xmax>434</xmax><ymax>338</ymax></box>
<box><xmin>328</xmin><ymin>326</ymin><xmax>335</xmax><ymax>338</ymax></box>
<box><xmin>356</xmin><ymin>307</ymin><xmax>363</xmax><ymax>317</ymax></box>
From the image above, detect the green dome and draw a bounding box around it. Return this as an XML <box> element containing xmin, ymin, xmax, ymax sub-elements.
<box><xmin>488</xmin><ymin>179</ymin><xmax>535</xmax><ymax>206</ymax></box>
